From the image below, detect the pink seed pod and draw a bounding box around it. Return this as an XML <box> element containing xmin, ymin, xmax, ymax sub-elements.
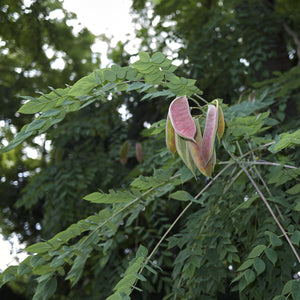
<box><xmin>135</xmin><ymin>142</ymin><xmax>143</xmax><ymax>163</ymax></box>
<box><xmin>169</xmin><ymin>96</ymin><xmax>196</xmax><ymax>142</ymax></box>
<box><xmin>212</xmin><ymin>99</ymin><xmax>225</xmax><ymax>142</ymax></box>
<box><xmin>201</xmin><ymin>104</ymin><xmax>218</xmax><ymax>166</ymax></box>
<box><xmin>166</xmin><ymin>114</ymin><xmax>176</xmax><ymax>155</ymax></box>
<box><xmin>175</xmin><ymin>132</ymin><xmax>196</xmax><ymax>176</ymax></box>
<box><xmin>187</xmin><ymin>118</ymin><xmax>209</xmax><ymax>177</ymax></box>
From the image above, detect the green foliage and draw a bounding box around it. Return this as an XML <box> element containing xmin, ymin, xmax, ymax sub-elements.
<box><xmin>2</xmin><ymin>51</ymin><xmax>194</xmax><ymax>153</ymax></box>
<box><xmin>269</xmin><ymin>129</ymin><xmax>300</xmax><ymax>153</ymax></box>
<box><xmin>0</xmin><ymin>0</ymin><xmax>100</xmax><ymax>252</ymax></box>
<box><xmin>1</xmin><ymin>1</ymin><xmax>300</xmax><ymax>298</ymax></box>
<box><xmin>1</xmin><ymin>49</ymin><xmax>300</xmax><ymax>299</ymax></box>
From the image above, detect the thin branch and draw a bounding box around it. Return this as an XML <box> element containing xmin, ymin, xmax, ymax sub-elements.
<box><xmin>218</xmin><ymin>142</ymin><xmax>276</xmax><ymax>165</ymax></box>
<box><xmin>223</xmin><ymin>141</ymin><xmax>300</xmax><ymax>264</ymax></box>
<box><xmin>194</xmin><ymin>93</ymin><xmax>208</xmax><ymax>104</ymax></box>
<box><xmin>223</xmin><ymin>168</ymin><xmax>243</xmax><ymax>194</ymax></box>
<box><xmin>283</xmin><ymin>23</ymin><xmax>300</xmax><ymax>65</ymax></box>
<box><xmin>245</xmin><ymin>161</ymin><xmax>298</xmax><ymax>169</ymax></box>
<box><xmin>246</xmin><ymin>140</ymin><xmax>284</xmax><ymax>221</ymax></box>
<box><xmin>138</xmin><ymin>162</ymin><xmax>233</xmax><ymax>277</ymax></box>
<box><xmin>141</xmin><ymin>200</ymin><xmax>193</xmax><ymax>274</ymax></box>
<box><xmin>188</xmin><ymin>96</ymin><xmax>202</xmax><ymax>109</ymax></box>
<box><xmin>240</xmin><ymin>142</ymin><xmax>275</xmax><ymax>159</ymax></box>
<box><xmin>241</xmin><ymin>164</ymin><xmax>300</xmax><ymax>263</ymax></box>
<box><xmin>76</xmin><ymin>174</ymin><xmax>181</xmax><ymax>251</ymax></box>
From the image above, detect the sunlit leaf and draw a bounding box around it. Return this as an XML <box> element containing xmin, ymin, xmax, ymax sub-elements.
<box><xmin>169</xmin><ymin>190</ymin><xmax>192</xmax><ymax>201</ymax></box>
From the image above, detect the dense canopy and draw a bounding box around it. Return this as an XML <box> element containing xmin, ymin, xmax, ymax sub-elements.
<box><xmin>1</xmin><ymin>0</ymin><xmax>300</xmax><ymax>299</ymax></box>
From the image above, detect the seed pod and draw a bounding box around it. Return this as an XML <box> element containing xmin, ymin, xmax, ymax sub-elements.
<box><xmin>213</xmin><ymin>99</ymin><xmax>225</xmax><ymax>142</ymax></box>
<box><xmin>175</xmin><ymin>133</ymin><xmax>196</xmax><ymax>176</ymax></box>
<box><xmin>120</xmin><ymin>140</ymin><xmax>130</xmax><ymax>165</ymax></box>
<box><xmin>203</xmin><ymin>148</ymin><xmax>216</xmax><ymax>178</ymax></box>
<box><xmin>135</xmin><ymin>142</ymin><xmax>143</xmax><ymax>163</ymax></box>
<box><xmin>169</xmin><ymin>96</ymin><xmax>196</xmax><ymax>142</ymax></box>
<box><xmin>187</xmin><ymin>118</ymin><xmax>212</xmax><ymax>177</ymax></box>
<box><xmin>166</xmin><ymin>114</ymin><xmax>176</xmax><ymax>155</ymax></box>
<box><xmin>201</xmin><ymin>104</ymin><xmax>218</xmax><ymax>165</ymax></box>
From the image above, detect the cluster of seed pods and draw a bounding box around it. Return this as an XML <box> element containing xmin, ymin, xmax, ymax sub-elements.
<box><xmin>166</xmin><ymin>96</ymin><xmax>225</xmax><ymax>177</ymax></box>
<box><xmin>120</xmin><ymin>141</ymin><xmax>143</xmax><ymax>165</ymax></box>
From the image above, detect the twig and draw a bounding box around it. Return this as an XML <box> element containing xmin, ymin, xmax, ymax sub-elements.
<box><xmin>242</xmin><ymin>164</ymin><xmax>300</xmax><ymax>263</ymax></box>
<box><xmin>223</xmin><ymin>168</ymin><xmax>243</xmax><ymax>194</ymax></box>
<box><xmin>283</xmin><ymin>23</ymin><xmax>300</xmax><ymax>65</ymax></box>
<box><xmin>76</xmin><ymin>174</ymin><xmax>181</xmax><ymax>251</ymax></box>
<box><xmin>138</xmin><ymin>162</ymin><xmax>233</xmax><ymax>277</ymax></box>
<box><xmin>194</xmin><ymin>93</ymin><xmax>208</xmax><ymax>104</ymax></box>
<box><xmin>223</xmin><ymin>141</ymin><xmax>300</xmax><ymax>264</ymax></box>
<box><xmin>245</xmin><ymin>161</ymin><xmax>298</xmax><ymax>169</ymax></box>
<box><xmin>246</xmin><ymin>140</ymin><xmax>285</xmax><ymax>221</ymax></box>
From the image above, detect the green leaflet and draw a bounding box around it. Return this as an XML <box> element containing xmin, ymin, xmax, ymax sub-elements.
<box><xmin>25</xmin><ymin>242</ymin><xmax>53</xmax><ymax>254</ymax></box>
<box><xmin>1</xmin><ymin>51</ymin><xmax>201</xmax><ymax>154</ymax></box>
<box><xmin>18</xmin><ymin>100</ymin><xmax>48</xmax><ymax>114</ymax></box>
<box><xmin>25</xmin><ymin>119</ymin><xmax>47</xmax><ymax>132</ymax></box>
<box><xmin>269</xmin><ymin>128</ymin><xmax>300</xmax><ymax>153</ymax></box>
<box><xmin>107</xmin><ymin>245</ymin><xmax>148</xmax><ymax>300</ymax></box>
<box><xmin>67</xmin><ymin>72</ymin><xmax>98</xmax><ymax>96</ymax></box>
<box><xmin>83</xmin><ymin>190</ymin><xmax>135</xmax><ymax>204</ymax></box>
<box><xmin>244</xmin><ymin>269</ymin><xmax>256</xmax><ymax>285</ymax></box>
<box><xmin>286</xmin><ymin>183</ymin><xmax>300</xmax><ymax>195</ymax></box>
<box><xmin>32</xmin><ymin>276</ymin><xmax>57</xmax><ymax>300</ymax></box>
<box><xmin>247</xmin><ymin>245</ymin><xmax>266</xmax><ymax>259</ymax></box>
<box><xmin>265</xmin><ymin>231</ymin><xmax>283</xmax><ymax>247</ymax></box>
<box><xmin>169</xmin><ymin>190</ymin><xmax>192</xmax><ymax>201</ymax></box>
<box><xmin>232</xmin><ymin>194</ymin><xmax>259</xmax><ymax>212</ymax></box>
<box><xmin>0</xmin><ymin>266</ymin><xmax>18</xmax><ymax>287</ymax></box>
<box><xmin>237</xmin><ymin>258</ymin><xmax>254</xmax><ymax>271</ymax></box>
<box><xmin>281</xmin><ymin>280</ymin><xmax>300</xmax><ymax>299</ymax></box>
<box><xmin>130</xmin><ymin>169</ymin><xmax>174</xmax><ymax>191</ymax></box>
<box><xmin>132</xmin><ymin>51</ymin><xmax>169</xmax><ymax>85</ymax></box>
<box><xmin>264</xmin><ymin>248</ymin><xmax>277</xmax><ymax>265</ymax></box>
<box><xmin>165</xmin><ymin>75</ymin><xmax>201</xmax><ymax>96</ymax></box>
<box><xmin>228</xmin><ymin>112</ymin><xmax>270</xmax><ymax>138</ymax></box>
<box><xmin>1</xmin><ymin>131</ymin><xmax>34</xmax><ymax>152</ymax></box>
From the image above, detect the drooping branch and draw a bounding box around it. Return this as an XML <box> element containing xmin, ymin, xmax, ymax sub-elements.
<box><xmin>284</xmin><ymin>23</ymin><xmax>300</xmax><ymax>65</ymax></box>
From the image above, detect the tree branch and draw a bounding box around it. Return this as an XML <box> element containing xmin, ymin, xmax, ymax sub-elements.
<box><xmin>284</xmin><ymin>23</ymin><xmax>300</xmax><ymax>65</ymax></box>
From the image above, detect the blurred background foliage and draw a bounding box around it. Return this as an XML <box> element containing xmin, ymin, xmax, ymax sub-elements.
<box><xmin>1</xmin><ymin>0</ymin><xmax>300</xmax><ymax>298</ymax></box>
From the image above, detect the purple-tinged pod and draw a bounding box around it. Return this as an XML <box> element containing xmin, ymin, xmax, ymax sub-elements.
<box><xmin>169</xmin><ymin>96</ymin><xmax>196</xmax><ymax>142</ymax></box>
<box><xmin>213</xmin><ymin>99</ymin><xmax>225</xmax><ymax>142</ymax></box>
<box><xmin>120</xmin><ymin>140</ymin><xmax>130</xmax><ymax>165</ymax></box>
<box><xmin>136</xmin><ymin>142</ymin><xmax>143</xmax><ymax>163</ymax></box>
<box><xmin>203</xmin><ymin>148</ymin><xmax>216</xmax><ymax>178</ymax></box>
<box><xmin>166</xmin><ymin>114</ymin><xmax>176</xmax><ymax>155</ymax></box>
<box><xmin>175</xmin><ymin>133</ymin><xmax>196</xmax><ymax>176</ymax></box>
<box><xmin>201</xmin><ymin>104</ymin><xmax>218</xmax><ymax>166</ymax></box>
<box><xmin>188</xmin><ymin>118</ymin><xmax>212</xmax><ymax>177</ymax></box>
